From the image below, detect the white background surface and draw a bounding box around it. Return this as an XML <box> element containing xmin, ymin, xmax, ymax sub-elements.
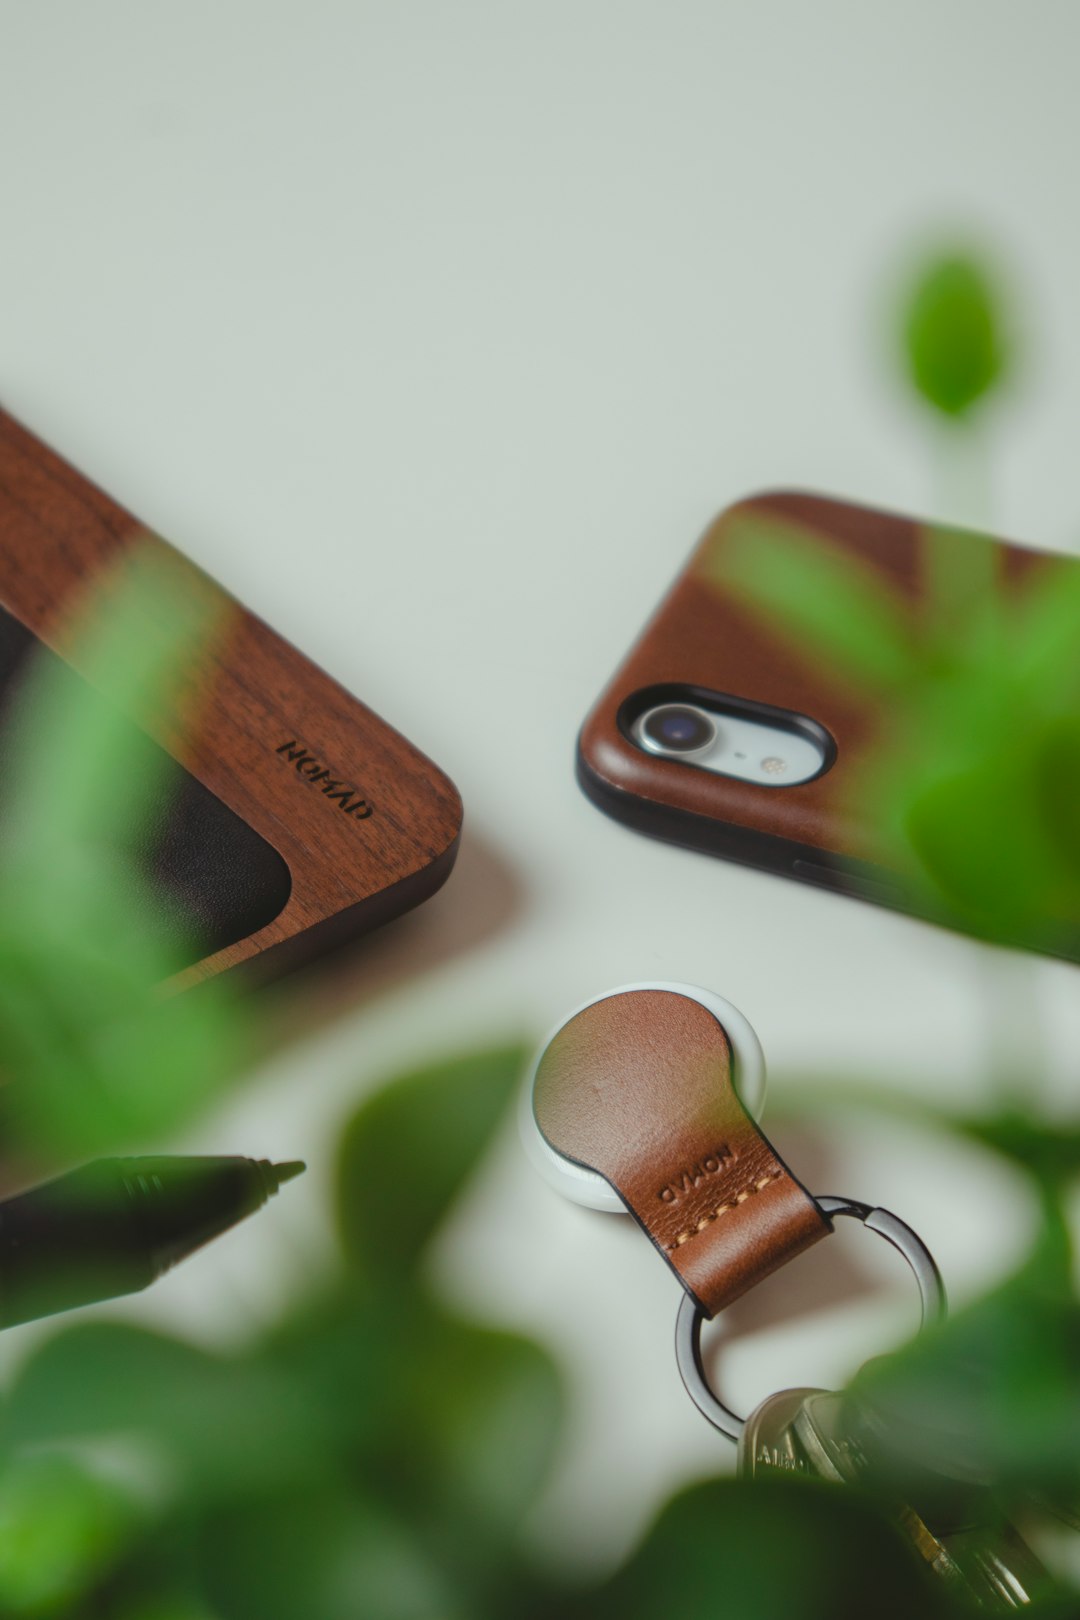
<box><xmin>2</xmin><ymin>0</ymin><xmax>1080</xmax><ymax>1575</ymax></box>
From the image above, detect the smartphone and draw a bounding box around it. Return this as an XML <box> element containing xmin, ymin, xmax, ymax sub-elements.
<box><xmin>577</xmin><ymin>491</ymin><xmax>1079</xmax><ymax>959</ymax></box>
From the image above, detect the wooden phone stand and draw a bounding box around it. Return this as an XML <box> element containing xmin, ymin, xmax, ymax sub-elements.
<box><xmin>0</xmin><ymin>408</ymin><xmax>462</xmax><ymax>986</ymax></box>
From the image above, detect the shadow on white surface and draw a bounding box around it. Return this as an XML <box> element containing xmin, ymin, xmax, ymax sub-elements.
<box><xmin>264</xmin><ymin>825</ymin><xmax>524</xmax><ymax>1047</ymax></box>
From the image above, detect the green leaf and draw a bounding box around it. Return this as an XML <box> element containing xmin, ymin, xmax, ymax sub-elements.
<box><xmin>400</xmin><ymin>1314</ymin><xmax>563</xmax><ymax>1540</ymax></box>
<box><xmin>901</xmin><ymin>751</ymin><xmax>1048</xmax><ymax>932</ymax></box>
<box><xmin>709</xmin><ymin>517</ymin><xmax>915</xmax><ymax>691</ymax></box>
<box><xmin>900</xmin><ymin>253</ymin><xmax>1008</xmax><ymax>419</ymax></box>
<box><xmin>1010</xmin><ymin>557</ymin><xmax>1080</xmax><ymax>700</ymax></box>
<box><xmin>200</xmin><ymin>1487</ymin><xmax>461</xmax><ymax>1620</ymax></box>
<box><xmin>956</xmin><ymin>1111</ymin><xmax>1080</xmax><ymax>1188</ymax></box>
<box><xmin>112</xmin><ymin>1599</ymin><xmax>221</xmax><ymax>1620</ymax></box>
<box><xmin>851</xmin><ymin>1235</ymin><xmax>1080</xmax><ymax>1514</ymax></box>
<box><xmin>1032</xmin><ymin>712</ymin><xmax>1080</xmax><ymax>887</ymax></box>
<box><xmin>0</xmin><ymin>928</ymin><xmax>252</xmax><ymax>1157</ymax></box>
<box><xmin>2</xmin><ymin>1323</ymin><xmax>333</xmax><ymax>1502</ymax></box>
<box><xmin>259</xmin><ymin>1283</ymin><xmax>414</xmax><ymax>1460</ymax></box>
<box><xmin>0</xmin><ymin>1452</ymin><xmax>137</xmax><ymax>1616</ymax></box>
<box><xmin>585</xmin><ymin>1477</ymin><xmax>955</xmax><ymax>1620</ymax></box>
<box><xmin>264</xmin><ymin>1287</ymin><xmax>564</xmax><ymax>1549</ymax></box>
<box><xmin>918</xmin><ymin>521</ymin><xmax>1003</xmax><ymax>636</ymax></box>
<box><xmin>0</xmin><ymin>545</ymin><xmax>253</xmax><ymax>1158</ymax></box>
<box><xmin>879</xmin><ymin>680</ymin><xmax>1080</xmax><ymax>942</ymax></box>
<box><xmin>335</xmin><ymin>1044</ymin><xmax>528</xmax><ymax>1285</ymax></box>
<box><xmin>0</xmin><ymin>544</ymin><xmax>222</xmax><ymax>889</ymax></box>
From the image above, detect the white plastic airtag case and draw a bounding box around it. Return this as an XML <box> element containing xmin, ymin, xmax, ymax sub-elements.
<box><xmin>520</xmin><ymin>982</ymin><xmax>767</xmax><ymax>1212</ymax></box>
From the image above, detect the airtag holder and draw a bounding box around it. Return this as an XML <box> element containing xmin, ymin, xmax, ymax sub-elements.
<box><xmin>524</xmin><ymin>984</ymin><xmax>827</xmax><ymax>1317</ymax></box>
<box><xmin>520</xmin><ymin>983</ymin><xmax>766</xmax><ymax>1213</ymax></box>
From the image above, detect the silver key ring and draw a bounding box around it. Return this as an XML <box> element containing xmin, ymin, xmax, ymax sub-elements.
<box><xmin>674</xmin><ymin>1195</ymin><xmax>947</xmax><ymax>1442</ymax></box>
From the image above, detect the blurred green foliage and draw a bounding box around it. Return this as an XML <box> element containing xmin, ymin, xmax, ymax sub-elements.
<box><xmin>0</xmin><ymin>1454</ymin><xmax>137</xmax><ymax>1615</ymax></box>
<box><xmin>777</xmin><ymin>1062</ymin><xmax>1080</xmax><ymax>1529</ymax></box>
<box><xmin>0</xmin><ymin>550</ymin><xmax>252</xmax><ymax>1167</ymax></box>
<box><xmin>717</xmin><ymin>513</ymin><xmax>1080</xmax><ymax>953</ymax></box>
<box><xmin>711</xmin><ymin>241</ymin><xmax>1080</xmax><ymax>1603</ymax></box>
<box><xmin>570</xmin><ymin>1477</ymin><xmax>968</xmax><ymax>1620</ymax></box>
<box><xmin>335</xmin><ymin>1047</ymin><xmax>527</xmax><ymax>1287</ymax></box>
<box><xmin>711</xmin><ymin>249</ymin><xmax>1080</xmax><ymax>958</ymax></box>
<box><xmin>0</xmin><ymin>1042</ymin><xmax>571</xmax><ymax>1620</ymax></box>
<box><xmin>0</xmin><ymin>1040</ymin><xmax>991</xmax><ymax>1620</ymax></box>
<box><xmin>901</xmin><ymin>254</ymin><xmax>1007</xmax><ymax>420</ymax></box>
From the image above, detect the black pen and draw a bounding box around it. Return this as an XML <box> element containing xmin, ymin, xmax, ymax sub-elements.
<box><xmin>0</xmin><ymin>1155</ymin><xmax>305</xmax><ymax>1329</ymax></box>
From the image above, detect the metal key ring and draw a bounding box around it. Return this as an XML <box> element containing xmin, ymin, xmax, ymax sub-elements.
<box><xmin>674</xmin><ymin>1196</ymin><xmax>947</xmax><ymax>1443</ymax></box>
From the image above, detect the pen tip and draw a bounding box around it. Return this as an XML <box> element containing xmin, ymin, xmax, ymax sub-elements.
<box><xmin>269</xmin><ymin>1160</ymin><xmax>306</xmax><ymax>1190</ymax></box>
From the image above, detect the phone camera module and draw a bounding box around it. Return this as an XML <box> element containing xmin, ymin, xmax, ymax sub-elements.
<box><xmin>639</xmin><ymin>703</ymin><xmax>716</xmax><ymax>756</ymax></box>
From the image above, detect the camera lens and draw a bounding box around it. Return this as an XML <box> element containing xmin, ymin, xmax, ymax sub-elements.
<box><xmin>639</xmin><ymin>704</ymin><xmax>717</xmax><ymax>755</ymax></box>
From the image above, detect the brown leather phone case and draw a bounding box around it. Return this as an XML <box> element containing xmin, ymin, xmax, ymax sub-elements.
<box><xmin>578</xmin><ymin>491</ymin><xmax>1075</xmax><ymax>954</ymax></box>
<box><xmin>0</xmin><ymin>407</ymin><xmax>463</xmax><ymax>986</ymax></box>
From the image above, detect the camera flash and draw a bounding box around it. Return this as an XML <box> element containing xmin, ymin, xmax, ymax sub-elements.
<box><xmin>760</xmin><ymin>756</ymin><xmax>787</xmax><ymax>776</ymax></box>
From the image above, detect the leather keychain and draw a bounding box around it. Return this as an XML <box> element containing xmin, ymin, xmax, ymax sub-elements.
<box><xmin>522</xmin><ymin>983</ymin><xmax>945</xmax><ymax>1437</ymax></box>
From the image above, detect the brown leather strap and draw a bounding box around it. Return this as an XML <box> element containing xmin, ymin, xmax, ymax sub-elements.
<box><xmin>532</xmin><ymin>989</ymin><xmax>829</xmax><ymax>1317</ymax></box>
